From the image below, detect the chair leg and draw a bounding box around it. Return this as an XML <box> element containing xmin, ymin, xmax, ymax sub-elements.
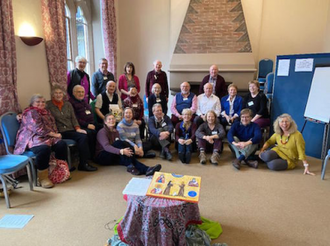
<box><xmin>321</xmin><ymin>155</ymin><xmax>329</xmax><ymax>180</ymax></box>
<box><xmin>0</xmin><ymin>175</ymin><xmax>11</xmax><ymax>208</ymax></box>
<box><xmin>67</xmin><ymin>146</ymin><xmax>72</xmax><ymax>169</ymax></box>
<box><xmin>26</xmin><ymin>161</ymin><xmax>34</xmax><ymax>191</ymax></box>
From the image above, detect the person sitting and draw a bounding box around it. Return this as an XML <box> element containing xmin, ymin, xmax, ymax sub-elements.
<box><xmin>148</xmin><ymin>103</ymin><xmax>174</xmax><ymax>160</ymax></box>
<box><xmin>123</xmin><ymin>87</ymin><xmax>145</xmax><ymax>139</ymax></box>
<box><xmin>67</xmin><ymin>56</ymin><xmax>95</xmax><ymax>103</ymax></box>
<box><xmin>95</xmin><ymin>113</ymin><xmax>161</xmax><ymax>176</ymax></box>
<box><xmin>259</xmin><ymin>114</ymin><xmax>314</xmax><ymax>175</ymax></box>
<box><xmin>91</xmin><ymin>58</ymin><xmax>115</xmax><ymax>97</ymax></box>
<box><xmin>175</xmin><ymin>109</ymin><xmax>197</xmax><ymax>164</ymax></box>
<box><xmin>117</xmin><ymin>107</ymin><xmax>155</xmax><ymax>158</ymax></box>
<box><xmin>195</xmin><ymin>83</ymin><xmax>221</xmax><ymax>127</ymax></box>
<box><xmin>118</xmin><ymin>62</ymin><xmax>140</xmax><ymax>101</ymax></box>
<box><xmin>195</xmin><ymin>110</ymin><xmax>225</xmax><ymax>165</ymax></box>
<box><xmin>145</xmin><ymin>60</ymin><xmax>169</xmax><ymax>102</ymax></box>
<box><xmin>148</xmin><ymin>83</ymin><xmax>167</xmax><ymax>118</ymax></box>
<box><xmin>69</xmin><ymin>85</ymin><xmax>98</xmax><ymax>157</ymax></box>
<box><xmin>95</xmin><ymin>80</ymin><xmax>122</xmax><ymax>123</ymax></box>
<box><xmin>227</xmin><ymin>109</ymin><xmax>262</xmax><ymax>170</ymax></box>
<box><xmin>14</xmin><ymin>94</ymin><xmax>68</xmax><ymax>188</ymax></box>
<box><xmin>220</xmin><ymin>84</ymin><xmax>243</xmax><ymax>128</ymax></box>
<box><xmin>46</xmin><ymin>85</ymin><xmax>97</xmax><ymax>172</ymax></box>
<box><xmin>199</xmin><ymin>64</ymin><xmax>226</xmax><ymax>99</ymax></box>
<box><xmin>243</xmin><ymin>80</ymin><xmax>270</xmax><ymax>128</ymax></box>
<box><xmin>171</xmin><ymin>81</ymin><xmax>197</xmax><ymax>126</ymax></box>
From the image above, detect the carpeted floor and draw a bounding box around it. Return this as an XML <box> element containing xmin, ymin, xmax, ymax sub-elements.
<box><xmin>1</xmin><ymin>145</ymin><xmax>330</xmax><ymax>246</ymax></box>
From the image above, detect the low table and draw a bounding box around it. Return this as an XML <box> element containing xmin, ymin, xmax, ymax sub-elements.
<box><xmin>117</xmin><ymin>195</ymin><xmax>202</xmax><ymax>246</ymax></box>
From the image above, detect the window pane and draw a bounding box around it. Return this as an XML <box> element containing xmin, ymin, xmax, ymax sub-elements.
<box><xmin>66</xmin><ymin>17</ymin><xmax>71</xmax><ymax>60</ymax></box>
<box><xmin>76</xmin><ymin>22</ymin><xmax>86</xmax><ymax>58</ymax></box>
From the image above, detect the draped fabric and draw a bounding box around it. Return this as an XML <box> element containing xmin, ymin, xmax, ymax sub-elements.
<box><xmin>0</xmin><ymin>0</ymin><xmax>19</xmax><ymax>155</ymax></box>
<box><xmin>101</xmin><ymin>0</ymin><xmax>117</xmax><ymax>78</ymax></box>
<box><xmin>41</xmin><ymin>0</ymin><xmax>67</xmax><ymax>89</ymax></box>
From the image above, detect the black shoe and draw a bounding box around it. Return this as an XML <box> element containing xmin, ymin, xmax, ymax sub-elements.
<box><xmin>232</xmin><ymin>159</ymin><xmax>241</xmax><ymax>170</ymax></box>
<box><xmin>144</xmin><ymin>151</ymin><xmax>156</xmax><ymax>158</ymax></box>
<box><xmin>127</xmin><ymin>165</ymin><xmax>141</xmax><ymax>175</ymax></box>
<box><xmin>78</xmin><ymin>163</ymin><xmax>98</xmax><ymax>172</ymax></box>
<box><xmin>178</xmin><ymin>152</ymin><xmax>185</xmax><ymax>163</ymax></box>
<box><xmin>146</xmin><ymin>164</ymin><xmax>162</xmax><ymax>176</ymax></box>
<box><xmin>165</xmin><ymin>151</ymin><xmax>173</xmax><ymax>161</ymax></box>
<box><xmin>185</xmin><ymin>152</ymin><xmax>192</xmax><ymax>164</ymax></box>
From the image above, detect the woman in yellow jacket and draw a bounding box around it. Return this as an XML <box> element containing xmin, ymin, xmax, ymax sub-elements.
<box><xmin>259</xmin><ymin>113</ymin><xmax>314</xmax><ymax>175</ymax></box>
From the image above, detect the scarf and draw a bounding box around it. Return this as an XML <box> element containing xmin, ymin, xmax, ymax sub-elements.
<box><xmin>52</xmin><ymin>99</ymin><xmax>64</xmax><ymax>111</ymax></box>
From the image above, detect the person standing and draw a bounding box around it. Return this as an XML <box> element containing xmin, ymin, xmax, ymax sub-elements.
<box><xmin>91</xmin><ymin>58</ymin><xmax>115</xmax><ymax>97</ymax></box>
<box><xmin>145</xmin><ymin>60</ymin><xmax>169</xmax><ymax>101</ymax></box>
<box><xmin>199</xmin><ymin>64</ymin><xmax>226</xmax><ymax>99</ymax></box>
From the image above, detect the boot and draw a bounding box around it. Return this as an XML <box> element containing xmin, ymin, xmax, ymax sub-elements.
<box><xmin>37</xmin><ymin>169</ymin><xmax>54</xmax><ymax>188</ymax></box>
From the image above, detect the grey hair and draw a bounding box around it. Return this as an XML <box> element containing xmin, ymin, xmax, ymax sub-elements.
<box><xmin>273</xmin><ymin>113</ymin><xmax>298</xmax><ymax>135</ymax></box>
<box><xmin>99</xmin><ymin>58</ymin><xmax>108</xmax><ymax>64</ymax></box>
<box><xmin>75</xmin><ymin>56</ymin><xmax>87</xmax><ymax>63</ymax></box>
<box><xmin>152</xmin><ymin>103</ymin><xmax>162</xmax><ymax>112</ymax></box>
<box><xmin>153</xmin><ymin>60</ymin><xmax>161</xmax><ymax>66</ymax></box>
<box><xmin>106</xmin><ymin>80</ymin><xmax>116</xmax><ymax>88</ymax></box>
<box><xmin>30</xmin><ymin>94</ymin><xmax>45</xmax><ymax>106</ymax></box>
<box><xmin>51</xmin><ymin>84</ymin><xmax>66</xmax><ymax>96</ymax></box>
<box><xmin>151</xmin><ymin>83</ymin><xmax>162</xmax><ymax>94</ymax></box>
<box><xmin>73</xmin><ymin>85</ymin><xmax>84</xmax><ymax>93</ymax></box>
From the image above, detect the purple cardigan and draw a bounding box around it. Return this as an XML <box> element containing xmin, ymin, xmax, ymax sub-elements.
<box><xmin>69</xmin><ymin>97</ymin><xmax>94</xmax><ymax>128</ymax></box>
<box><xmin>95</xmin><ymin>127</ymin><xmax>121</xmax><ymax>157</ymax></box>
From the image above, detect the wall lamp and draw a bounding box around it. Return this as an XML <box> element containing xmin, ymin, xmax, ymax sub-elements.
<box><xmin>19</xmin><ymin>36</ymin><xmax>43</xmax><ymax>46</ymax></box>
<box><xmin>18</xmin><ymin>23</ymin><xmax>43</xmax><ymax>46</ymax></box>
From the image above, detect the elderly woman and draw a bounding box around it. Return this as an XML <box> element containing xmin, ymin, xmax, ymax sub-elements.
<box><xmin>220</xmin><ymin>84</ymin><xmax>243</xmax><ymax>127</ymax></box>
<box><xmin>243</xmin><ymin>80</ymin><xmax>270</xmax><ymax>128</ymax></box>
<box><xmin>117</xmin><ymin>107</ymin><xmax>155</xmax><ymax>158</ymax></box>
<box><xmin>46</xmin><ymin>85</ymin><xmax>97</xmax><ymax>172</ymax></box>
<box><xmin>147</xmin><ymin>83</ymin><xmax>167</xmax><ymax>118</ymax></box>
<box><xmin>118</xmin><ymin>62</ymin><xmax>140</xmax><ymax>101</ymax></box>
<box><xmin>95</xmin><ymin>114</ymin><xmax>161</xmax><ymax>175</ymax></box>
<box><xmin>14</xmin><ymin>94</ymin><xmax>68</xmax><ymax>188</ymax></box>
<box><xmin>67</xmin><ymin>56</ymin><xmax>95</xmax><ymax>103</ymax></box>
<box><xmin>123</xmin><ymin>87</ymin><xmax>145</xmax><ymax>139</ymax></box>
<box><xmin>175</xmin><ymin>109</ymin><xmax>197</xmax><ymax>164</ymax></box>
<box><xmin>195</xmin><ymin>110</ymin><xmax>225</xmax><ymax>165</ymax></box>
<box><xmin>259</xmin><ymin>114</ymin><xmax>314</xmax><ymax>174</ymax></box>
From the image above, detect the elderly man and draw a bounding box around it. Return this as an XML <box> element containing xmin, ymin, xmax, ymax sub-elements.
<box><xmin>195</xmin><ymin>83</ymin><xmax>221</xmax><ymax>126</ymax></box>
<box><xmin>170</xmin><ymin>81</ymin><xmax>197</xmax><ymax>126</ymax></box>
<box><xmin>95</xmin><ymin>80</ymin><xmax>122</xmax><ymax>123</ymax></box>
<box><xmin>148</xmin><ymin>103</ymin><xmax>174</xmax><ymax>161</ymax></box>
<box><xmin>91</xmin><ymin>58</ymin><xmax>115</xmax><ymax>97</ymax></box>
<box><xmin>145</xmin><ymin>60</ymin><xmax>169</xmax><ymax>101</ymax></box>
<box><xmin>67</xmin><ymin>56</ymin><xmax>95</xmax><ymax>103</ymax></box>
<box><xmin>227</xmin><ymin>108</ymin><xmax>262</xmax><ymax>170</ymax></box>
<box><xmin>69</xmin><ymin>85</ymin><xmax>97</xmax><ymax>157</ymax></box>
<box><xmin>199</xmin><ymin>64</ymin><xmax>226</xmax><ymax>99</ymax></box>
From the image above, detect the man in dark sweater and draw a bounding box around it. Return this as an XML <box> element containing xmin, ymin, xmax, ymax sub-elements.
<box><xmin>91</xmin><ymin>58</ymin><xmax>115</xmax><ymax>97</ymax></box>
<box><xmin>199</xmin><ymin>64</ymin><xmax>226</xmax><ymax>99</ymax></box>
<box><xmin>227</xmin><ymin>108</ymin><xmax>262</xmax><ymax>170</ymax></box>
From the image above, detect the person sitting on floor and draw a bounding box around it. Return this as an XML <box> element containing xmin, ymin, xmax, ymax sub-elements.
<box><xmin>227</xmin><ymin>108</ymin><xmax>262</xmax><ymax>170</ymax></box>
<box><xmin>195</xmin><ymin>83</ymin><xmax>221</xmax><ymax>127</ymax></box>
<box><xmin>148</xmin><ymin>83</ymin><xmax>167</xmax><ymax>118</ymax></box>
<box><xmin>95</xmin><ymin>113</ymin><xmax>161</xmax><ymax>176</ymax></box>
<box><xmin>14</xmin><ymin>94</ymin><xmax>68</xmax><ymax>188</ymax></box>
<box><xmin>195</xmin><ymin>110</ymin><xmax>225</xmax><ymax>165</ymax></box>
<box><xmin>175</xmin><ymin>109</ymin><xmax>197</xmax><ymax>164</ymax></box>
<box><xmin>148</xmin><ymin>103</ymin><xmax>174</xmax><ymax>160</ymax></box>
<box><xmin>259</xmin><ymin>113</ymin><xmax>314</xmax><ymax>175</ymax></box>
<box><xmin>95</xmin><ymin>80</ymin><xmax>122</xmax><ymax>123</ymax></box>
<box><xmin>123</xmin><ymin>87</ymin><xmax>145</xmax><ymax>139</ymax></box>
<box><xmin>46</xmin><ymin>85</ymin><xmax>97</xmax><ymax>172</ymax></box>
<box><xmin>171</xmin><ymin>81</ymin><xmax>197</xmax><ymax>126</ymax></box>
<box><xmin>117</xmin><ymin>107</ymin><xmax>155</xmax><ymax>158</ymax></box>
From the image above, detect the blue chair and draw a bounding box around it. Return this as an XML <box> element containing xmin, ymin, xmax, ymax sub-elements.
<box><xmin>0</xmin><ymin>112</ymin><xmax>37</xmax><ymax>185</ymax></box>
<box><xmin>257</xmin><ymin>59</ymin><xmax>274</xmax><ymax>90</ymax></box>
<box><xmin>321</xmin><ymin>149</ymin><xmax>330</xmax><ymax>180</ymax></box>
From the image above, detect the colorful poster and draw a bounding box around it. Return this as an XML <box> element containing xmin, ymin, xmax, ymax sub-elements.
<box><xmin>146</xmin><ymin>172</ymin><xmax>201</xmax><ymax>203</ymax></box>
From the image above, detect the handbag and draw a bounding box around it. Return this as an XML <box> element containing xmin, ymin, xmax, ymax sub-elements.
<box><xmin>48</xmin><ymin>156</ymin><xmax>70</xmax><ymax>184</ymax></box>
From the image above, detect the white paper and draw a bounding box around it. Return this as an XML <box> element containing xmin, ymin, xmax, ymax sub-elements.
<box><xmin>122</xmin><ymin>178</ymin><xmax>152</xmax><ymax>196</ymax></box>
<box><xmin>277</xmin><ymin>59</ymin><xmax>290</xmax><ymax>76</ymax></box>
<box><xmin>295</xmin><ymin>58</ymin><xmax>314</xmax><ymax>72</ymax></box>
<box><xmin>0</xmin><ymin>214</ymin><xmax>34</xmax><ymax>229</ymax></box>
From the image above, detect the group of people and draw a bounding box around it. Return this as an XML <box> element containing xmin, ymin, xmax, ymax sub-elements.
<box><xmin>13</xmin><ymin>57</ymin><xmax>314</xmax><ymax>188</ymax></box>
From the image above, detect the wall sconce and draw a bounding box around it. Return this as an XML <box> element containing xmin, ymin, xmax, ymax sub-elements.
<box><xmin>18</xmin><ymin>23</ymin><xmax>43</xmax><ymax>46</ymax></box>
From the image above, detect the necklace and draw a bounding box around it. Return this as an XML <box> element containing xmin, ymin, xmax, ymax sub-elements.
<box><xmin>280</xmin><ymin>134</ymin><xmax>290</xmax><ymax>145</ymax></box>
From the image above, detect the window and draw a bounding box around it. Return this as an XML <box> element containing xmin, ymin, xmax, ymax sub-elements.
<box><xmin>65</xmin><ymin>0</ymin><xmax>94</xmax><ymax>74</ymax></box>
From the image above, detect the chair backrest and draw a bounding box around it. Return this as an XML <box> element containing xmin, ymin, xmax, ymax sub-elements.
<box><xmin>89</xmin><ymin>99</ymin><xmax>98</xmax><ymax>125</ymax></box>
<box><xmin>258</xmin><ymin>59</ymin><xmax>274</xmax><ymax>79</ymax></box>
<box><xmin>0</xmin><ymin>111</ymin><xmax>19</xmax><ymax>154</ymax></box>
<box><xmin>265</xmin><ymin>72</ymin><xmax>275</xmax><ymax>94</ymax></box>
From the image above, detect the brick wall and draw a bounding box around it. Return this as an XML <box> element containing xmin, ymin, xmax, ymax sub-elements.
<box><xmin>174</xmin><ymin>0</ymin><xmax>251</xmax><ymax>54</ymax></box>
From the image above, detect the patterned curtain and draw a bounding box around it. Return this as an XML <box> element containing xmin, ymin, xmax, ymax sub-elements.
<box><xmin>101</xmin><ymin>0</ymin><xmax>117</xmax><ymax>78</ymax></box>
<box><xmin>0</xmin><ymin>0</ymin><xmax>20</xmax><ymax>155</ymax></box>
<box><xmin>41</xmin><ymin>0</ymin><xmax>67</xmax><ymax>89</ymax></box>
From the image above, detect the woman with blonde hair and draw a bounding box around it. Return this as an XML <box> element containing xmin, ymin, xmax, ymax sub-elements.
<box><xmin>259</xmin><ymin>113</ymin><xmax>314</xmax><ymax>174</ymax></box>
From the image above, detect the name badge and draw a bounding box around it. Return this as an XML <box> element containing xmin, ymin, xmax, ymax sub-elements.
<box><xmin>183</xmin><ymin>98</ymin><xmax>188</xmax><ymax>101</ymax></box>
<box><xmin>131</xmin><ymin>132</ymin><xmax>136</xmax><ymax>137</ymax></box>
<box><xmin>162</xmin><ymin>122</ymin><xmax>167</xmax><ymax>127</ymax></box>
<box><xmin>85</xmin><ymin>110</ymin><xmax>91</xmax><ymax>115</ymax></box>
<box><xmin>103</xmin><ymin>76</ymin><xmax>108</xmax><ymax>80</ymax></box>
<box><xmin>115</xmin><ymin>137</ymin><xmax>119</xmax><ymax>141</ymax></box>
<box><xmin>248</xmin><ymin>101</ymin><xmax>254</xmax><ymax>106</ymax></box>
<box><xmin>133</xmin><ymin>104</ymin><xmax>138</xmax><ymax>108</ymax></box>
<box><xmin>212</xmin><ymin>131</ymin><xmax>218</xmax><ymax>135</ymax></box>
<box><xmin>156</xmin><ymin>98</ymin><xmax>161</xmax><ymax>103</ymax></box>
